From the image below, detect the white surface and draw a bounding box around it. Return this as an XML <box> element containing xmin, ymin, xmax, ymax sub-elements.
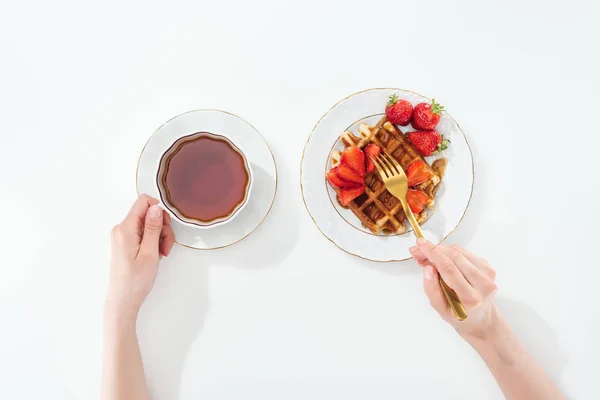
<box><xmin>139</xmin><ymin>110</ymin><xmax>277</xmax><ymax>248</ymax></box>
<box><xmin>301</xmin><ymin>88</ymin><xmax>474</xmax><ymax>261</ymax></box>
<box><xmin>0</xmin><ymin>0</ymin><xmax>598</xmax><ymax>399</ymax></box>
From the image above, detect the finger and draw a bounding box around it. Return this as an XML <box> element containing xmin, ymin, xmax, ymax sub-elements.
<box><xmin>160</xmin><ymin>228</ymin><xmax>175</xmax><ymax>258</ymax></box>
<box><xmin>163</xmin><ymin>210</ymin><xmax>171</xmax><ymax>226</ymax></box>
<box><xmin>139</xmin><ymin>205</ymin><xmax>164</xmax><ymax>258</ymax></box>
<box><xmin>449</xmin><ymin>244</ymin><xmax>496</xmax><ymax>280</ymax></box>
<box><xmin>123</xmin><ymin>194</ymin><xmax>160</xmax><ymax>228</ymax></box>
<box><xmin>159</xmin><ymin>215</ymin><xmax>175</xmax><ymax>257</ymax></box>
<box><xmin>440</xmin><ymin>245</ymin><xmax>493</xmax><ymax>292</ymax></box>
<box><xmin>423</xmin><ymin>265</ymin><xmax>448</xmax><ymax>316</ymax></box>
<box><xmin>409</xmin><ymin>246</ymin><xmax>428</xmax><ymax>266</ymax></box>
<box><xmin>416</xmin><ymin>239</ymin><xmax>476</xmax><ymax>302</ymax></box>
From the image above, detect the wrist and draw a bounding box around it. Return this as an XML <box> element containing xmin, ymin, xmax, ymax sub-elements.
<box><xmin>458</xmin><ymin>304</ymin><xmax>512</xmax><ymax>347</ymax></box>
<box><xmin>461</xmin><ymin>307</ymin><xmax>528</xmax><ymax>369</ymax></box>
<box><xmin>104</xmin><ymin>296</ymin><xmax>139</xmax><ymax>329</ymax></box>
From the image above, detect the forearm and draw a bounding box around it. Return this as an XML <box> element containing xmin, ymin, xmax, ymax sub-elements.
<box><xmin>102</xmin><ymin>302</ymin><xmax>150</xmax><ymax>400</ymax></box>
<box><xmin>463</xmin><ymin>307</ymin><xmax>563</xmax><ymax>400</ymax></box>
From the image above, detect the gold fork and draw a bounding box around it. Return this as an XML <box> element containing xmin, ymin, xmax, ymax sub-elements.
<box><xmin>371</xmin><ymin>152</ymin><xmax>467</xmax><ymax>321</ymax></box>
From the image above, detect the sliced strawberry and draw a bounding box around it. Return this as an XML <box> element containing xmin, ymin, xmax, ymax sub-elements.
<box><xmin>339</xmin><ymin>185</ymin><xmax>365</xmax><ymax>206</ymax></box>
<box><xmin>336</xmin><ymin>164</ymin><xmax>364</xmax><ymax>185</ymax></box>
<box><xmin>340</xmin><ymin>146</ymin><xmax>366</xmax><ymax>176</ymax></box>
<box><xmin>327</xmin><ymin>167</ymin><xmax>349</xmax><ymax>188</ymax></box>
<box><xmin>364</xmin><ymin>143</ymin><xmax>381</xmax><ymax>173</ymax></box>
<box><xmin>406</xmin><ymin>189</ymin><xmax>428</xmax><ymax>213</ymax></box>
<box><xmin>407</xmin><ymin>161</ymin><xmax>431</xmax><ymax>186</ymax></box>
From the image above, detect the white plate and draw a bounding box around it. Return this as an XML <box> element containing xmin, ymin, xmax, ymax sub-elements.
<box><xmin>300</xmin><ymin>88</ymin><xmax>474</xmax><ymax>262</ymax></box>
<box><xmin>137</xmin><ymin>109</ymin><xmax>277</xmax><ymax>250</ymax></box>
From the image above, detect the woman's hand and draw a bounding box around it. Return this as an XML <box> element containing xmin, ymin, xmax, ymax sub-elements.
<box><xmin>411</xmin><ymin>239</ymin><xmax>565</xmax><ymax>399</ymax></box>
<box><xmin>103</xmin><ymin>195</ymin><xmax>174</xmax><ymax>400</ymax></box>
<box><xmin>410</xmin><ymin>239</ymin><xmax>499</xmax><ymax>341</ymax></box>
<box><xmin>107</xmin><ymin>194</ymin><xmax>176</xmax><ymax>321</ymax></box>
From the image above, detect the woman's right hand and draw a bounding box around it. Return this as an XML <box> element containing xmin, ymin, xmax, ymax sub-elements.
<box><xmin>410</xmin><ymin>239</ymin><xmax>500</xmax><ymax>341</ymax></box>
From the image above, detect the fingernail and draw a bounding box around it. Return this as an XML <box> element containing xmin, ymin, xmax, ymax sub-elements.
<box><xmin>417</xmin><ymin>238</ymin><xmax>427</xmax><ymax>245</ymax></box>
<box><xmin>148</xmin><ymin>205</ymin><xmax>162</xmax><ymax>220</ymax></box>
<box><xmin>424</xmin><ymin>265</ymin><xmax>435</xmax><ymax>280</ymax></box>
<box><xmin>409</xmin><ymin>246</ymin><xmax>417</xmax><ymax>253</ymax></box>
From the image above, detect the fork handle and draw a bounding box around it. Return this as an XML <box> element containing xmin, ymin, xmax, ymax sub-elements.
<box><xmin>439</xmin><ymin>278</ymin><xmax>467</xmax><ymax>321</ymax></box>
<box><xmin>402</xmin><ymin>201</ymin><xmax>467</xmax><ymax>321</ymax></box>
<box><xmin>403</xmin><ymin>202</ymin><xmax>424</xmax><ymax>239</ymax></box>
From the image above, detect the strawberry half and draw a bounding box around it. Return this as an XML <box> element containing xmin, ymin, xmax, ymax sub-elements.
<box><xmin>339</xmin><ymin>185</ymin><xmax>365</xmax><ymax>206</ymax></box>
<box><xmin>327</xmin><ymin>167</ymin><xmax>354</xmax><ymax>188</ymax></box>
<box><xmin>406</xmin><ymin>189</ymin><xmax>428</xmax><ymax>213</ymax></box>
<box><xmin>406</xmin><ymin>161</ymin><xmax>431</xmax><ymax>186</ymax></box>
<box><xmin>364</xmin><ymin>143</ymin><xmax>381</xmax><ymax>173</ymax></box>
<box><xmin>340</xmin><ymin>146</ymin><xmax>366</xmax><ymax>177</ymax></box>
<box><xmin>336</xmin><ymin>164</ymin><xmax>364</xmax><ymax>185</ymax></box>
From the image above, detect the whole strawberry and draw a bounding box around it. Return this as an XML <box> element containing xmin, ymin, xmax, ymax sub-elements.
<box><xmin>407</xmin><ymin>129</ymin><xmax>449</xmax><ymax>157</ymax></box>
<box><xmin>385</xmin><ymin>94</ymin><xmax>413</xmax><ymax>126</ymax></box>
<box><xmin>412</xmin><ymin>99</ymin><xmax>444</xmax><ymax>130</ymax></box>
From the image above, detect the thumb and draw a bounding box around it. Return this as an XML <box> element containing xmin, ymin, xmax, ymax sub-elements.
<box><xmin>423</xmin><ymin>265</ymin><xmax>448</xmax><ymax>317</ymax></box>
<box><xmin>140</xmin><ymin>205</ymin><xmax>163</xmax><ymax>258</ymax></box>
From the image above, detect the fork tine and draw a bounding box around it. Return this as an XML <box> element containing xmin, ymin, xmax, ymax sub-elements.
<box><xmin>377</xmin><ymin>153</ymin><xmax>399</xmax><ymax>176</ymax></box>
<box><xmin>381</xmin><ymin>152</ymin><xmax>403</xmax><ymax>175</ymax></box>
<box><xmin>370</xmin><ymin>155</ymin><xmax>389</xmax><ymax>179</ymax></box>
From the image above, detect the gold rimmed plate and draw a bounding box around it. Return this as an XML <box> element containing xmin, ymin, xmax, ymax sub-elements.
<box><xmin>300</xmin><ymin>88</ymin><xmax>474</xmax><ymax>262</ymax></box>
<box><xmin>137</xmin><ymin>109</ymin><xmax>277</xmax><ymax>250</ymax></box>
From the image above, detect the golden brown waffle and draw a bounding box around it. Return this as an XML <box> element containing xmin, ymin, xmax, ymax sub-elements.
<box><xmin>331</xmin><ymin>117</ymin><xmax>444</xmax><ymax>235</ymax></box>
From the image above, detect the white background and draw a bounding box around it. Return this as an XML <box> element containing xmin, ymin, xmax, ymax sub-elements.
<box><xmin>1</xmin><ymin>0</ymin><xmax>598</xmax><ymax>399</ymax></box>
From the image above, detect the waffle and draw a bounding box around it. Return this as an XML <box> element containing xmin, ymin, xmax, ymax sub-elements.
<box><xmin>331</xmin><ymin>117</ymin><xmax>446</xmax><ymax>234</ymax></box>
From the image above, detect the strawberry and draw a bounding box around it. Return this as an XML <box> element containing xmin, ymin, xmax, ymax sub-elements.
<box><xmin>407</xmin><ymin>129</ymin><xmax>449</xmax><ymax>157</ymax></box>
<box><xmin>336</xmin><ymin>164</ymin><xmax>364</xmax><ymax>184</ymax></box>
<box><xmin>364</xmin><ymin>143</ymin><xmax>381</xmax><ymax>173</ymax></box>
<box><xmin>327</xmin><ymin>167</ymin><xmax>353</xmax><ymax>188</ymax></box>
<box><xmin>385</xmin><ymin>94</ymin><xmax>413</xmax><ymax>126</ymax></box>
<box><xmin>340</xmin><ymin>146</ymin><xmax>366</xmax><ymax>176</ymax></box>
<box><xmin>406</xmin><ymin>161</ymin><xmax>431</xmax><ymax>186</ymax></box>
<box><xmin>406</xmin><ymin>189</ymin><xmax>428</xmax><ymax>213</ymax></box>
<box><xmin>339</xmin><ymin>185</ymin><xmax>365</xmax><ymax>206</ymax></box>
<box><xmin>412</xmin><ymin>99</ymin><xmax>444</xmax><ymax>130</ymax></box>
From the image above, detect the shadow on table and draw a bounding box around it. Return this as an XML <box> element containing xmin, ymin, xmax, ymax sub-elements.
<box><xmin>137</xmin><ymin>247</ymin><xmax>209</xmax><ymax>400</ymax></box>
<box><xmin>496</xmin><ymin>297</ymin><xmax>571</xmax><ymax>399</ymax></box>
<box><xmin>348</xmin><ymin>254</ymin><xmax>421</xmax><ymax>277</ymax></box>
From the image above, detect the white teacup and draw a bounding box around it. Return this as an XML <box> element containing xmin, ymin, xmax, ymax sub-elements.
<box><xmin>156</xmin><ymin>131</ymin><xmax>252</xmax><ymax>228</ymax></box>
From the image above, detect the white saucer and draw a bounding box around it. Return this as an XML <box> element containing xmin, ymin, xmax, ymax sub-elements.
<box><xmin>300</xmin><ymin>88</ymin><xmax>474</xmax><ymax>262</ymax></box>
<box><xmin>137</xmin><ymin>109</ymin><xmax>277</xmax><ymax>250</ymax></box>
